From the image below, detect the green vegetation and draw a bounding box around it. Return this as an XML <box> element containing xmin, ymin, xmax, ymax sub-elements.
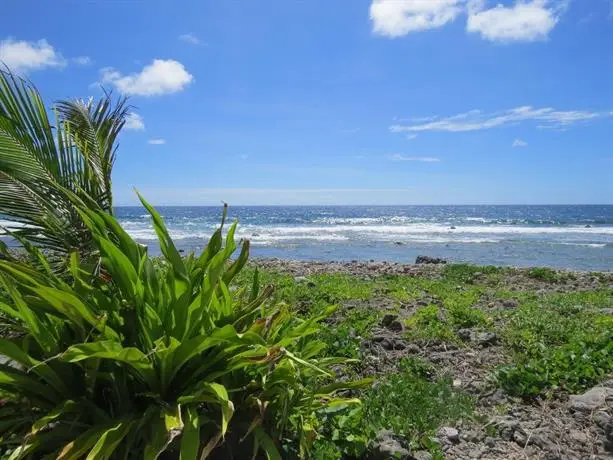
<box><xmin>0</xmin><ymin>70</ymin><xmax>128</xmax><ymax>262</ymax></box>
<box><xmin>363</xmin><ymin>357</ymin><xmax>474</xmax><ymax>446</ymax></box>
<box><xmin>526</xmin><ymin>267</ymin><xmax>559</xmax><ymax>282</ymax></box>
<box><xmin>0</xmin><ymin>196</ymin><xmax>368</xmax><ymax>459</ymax></box>
<box><xmin>497</xmin><ymin>289</ymin><xmax>613</xmax><ymax>398</ymax></box>
<box><xmin>313</xmin><ymin>357</ymin><xmax>474</xmax><ymax>459</ymax></box>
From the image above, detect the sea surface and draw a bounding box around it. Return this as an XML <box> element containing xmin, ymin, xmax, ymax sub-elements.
<box><xmin>111</xmin><ymin>205</ymin><xmax>613</xmax><ymax>271</ymax></box>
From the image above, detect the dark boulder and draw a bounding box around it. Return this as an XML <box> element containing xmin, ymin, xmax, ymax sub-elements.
<box><xmin>415</xmin><ymin>255</ymin><xmax>447</xmax><ymax>265</ymax></box>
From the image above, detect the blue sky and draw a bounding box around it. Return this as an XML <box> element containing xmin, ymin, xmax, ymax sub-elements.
<box><xmin>2</xmin><ymin>0</ymin><xmax>612</xmax><ymax>205</ymax></box>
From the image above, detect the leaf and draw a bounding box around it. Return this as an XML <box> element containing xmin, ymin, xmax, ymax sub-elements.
<box><xmin>179</xmin><ymin>406</ymin><xmax>200</xmax><ymax>460</ymax></box>
<box><xmin>136</xmin><ymin>191</ymin><xmax>187</xmax><ymax>281</ymax></box>
<box><xmin>143</xmin><ymin>406</ymin><xmax>184</xmax><ymax>460</ymax></box>
<box><xmin>86</xmin><ymin>420</ymin><xmax>135</xmax><ymax>460</ymax></box>
<box><xmin>30</xmin><ymin>400</ymin><xmax>78</xmax><ymax>435</ymax></box>
<box><xmin>57</xmin><ymin>425</ymin><xmax>115</xmax><ymax>460</ymax></box>
<box><xmin>178</xmin><ymin>383</ymin><xmax>233</xmax><ymax>438</ymax></box>
<box><xmin>252</xmin><ymin>427</ymin><xmax>282</xmax><ymax>460</ymax></box>
<box><xmin>61</xmin><ymin>341</ymin><xmax>155</xmax><ymax>388</ymax></box>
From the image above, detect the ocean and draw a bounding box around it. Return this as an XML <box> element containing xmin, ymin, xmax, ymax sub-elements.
<box><xmin>113</xmin><ymin>205</ymin><xmax>613</xmax><ymax>271</ymax></box>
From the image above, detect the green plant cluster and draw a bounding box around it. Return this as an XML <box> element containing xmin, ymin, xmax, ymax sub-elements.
<box><xmin>497</xmin><ymin>290</ymin><xmax>613</xmax><ymax>398</ymax></box>
<box><xmin>312</xmin><ymin>357</ymin><xmax>474</xmax><ymax>459</ymax></box>
<box><xmin>0</xmin><ymin>195</ymin><xmax>368</xmax><ymax>459</ymax></box>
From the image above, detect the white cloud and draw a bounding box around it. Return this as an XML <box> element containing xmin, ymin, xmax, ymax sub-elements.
<box><xmin>467</xmin><ymin>0</ymin><xmax>565</xmax><ymax>42</ymax></box>
<box><xmin>369</xmin><ymin>0</ymin><xmax>569</xmax><ymax>41</ymax></box>
<box><xmin>0</xmin><ymin>38</ymin><xmax>65</xmax><ymax>73</ymax></box>
<box><xmin>389</xmin><ymin>153</ymin><xmax>441</xmax><ymax>162</ymax></box>
<box><xmin>406</xmin><ymin>134</ymin><xmax>418</xmax><ymax>140</ymax></box>
<box><xmin>512</xmin><ymin>138</ymin><xmax>528</xmax><ymax>147</ymax></box>
<box><xmin>148</xmin><ymin>139</ymin><xmax>166</xmax><ymax>145</ymax></box>
<box><xmin>125</xmin><ymin>113</ymin><xmax>145</xmax><ymax>131</ymax></box>
<box><xmin>178</xmin><ymin>33</ymin><xmax>202</xmax><ymax>45</ymax></box>
<box><xmin>390</xmin><ymin>106</ymin><xmax>606</xmax><ymax>133</ymax></box>
<box><xmin>73</xmin><ymin>56</ymin><xmax>92</xmax><ymax>66</ymax></box>
<box><xmin>101</xmin><ymin>59</ymin><xmax>194</xmax><ymax>96</ymax></box>
<box><xmin>370</xmin><ymin>0</ymin><xmax>464</xmax><ymax>36</ymax></box>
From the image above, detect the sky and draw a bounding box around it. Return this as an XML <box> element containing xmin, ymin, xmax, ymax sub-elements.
<box><xmin>2</xmin><ymin>0</ymin><xmax>612</xmax><ymax>205</ymax></box>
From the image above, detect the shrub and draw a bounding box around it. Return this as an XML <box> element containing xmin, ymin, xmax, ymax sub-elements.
<box><xmin>526</xmin><ymin>267</ymin><xmax>558</xmax><ymax>283</ymax></box>
<box><xmin>0</xmin><ymin>194</ymin><xmax>367</xmax><ymax>459</ymax></box>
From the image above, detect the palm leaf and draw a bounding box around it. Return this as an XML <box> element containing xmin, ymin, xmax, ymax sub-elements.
<box><xmin>0</xmin><ymin>69</ymin><xmax>130</xmax><ymax>260</ymax></box>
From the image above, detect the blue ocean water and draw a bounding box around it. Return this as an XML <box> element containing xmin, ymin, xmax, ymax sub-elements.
<box><xmin>112</xmin><ymin>205</ymin><xmax>613</xmax><ymax>271</ymax></box>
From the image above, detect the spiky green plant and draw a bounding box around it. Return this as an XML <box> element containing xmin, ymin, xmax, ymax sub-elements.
<box><xmin>0</xmin><ymin>69</ymin><xmax>128</xmax><ymax>259</ymax></box>
<box><xmin>0</xmin><ymin>193</ymin><xmax>366</xmax><ymax>459</ymax></box>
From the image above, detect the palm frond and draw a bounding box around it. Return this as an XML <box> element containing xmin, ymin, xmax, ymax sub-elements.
<box><xmin>0</xmin><ymin>69</ymin><xmax>129</xmax><ymax>259</ymax></box>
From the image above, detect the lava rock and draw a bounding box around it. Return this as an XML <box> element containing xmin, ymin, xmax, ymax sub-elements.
<box><xmin>474</xmin><ymin>332</ymin><xmax>499</xmax><ymax>347</ymax></box>
<box><xmin>381</xmin><ymin>314</ymin><xmax>399</xmax><ymax>327</ymax></box>
<box><xmin>569</xmin><ymin>386</ymin><xmax>613</xmax><ymax>413</ymax></box>
<box><xmin>457</xmin><ymin>328</ymin><xmax>472</xmax><ymax>342</ymax></box>
<box><xmin>501</xmin><ymin>299</ymin><xmax>519</xmax><ymax>309</ymax></box>
<box><xmin>415</xmin><ymin>256</ymin><xmax>447</xmax><ymax>265</ymax></box>
<box><xmin>462</xmin><ymin>430</ymin><xmax>485</xmax><ymax>443</ymax></box>
<box><xmin>491</xmin><ymin>416</ymin><xmax>519</xmax><ymax>441</ymax></box>
<box><xmin>438</xmin><ymin>427</ymin><xmax>460</xmax><ymax>444</ymax></box>
<box><xmin>368</xmin><ymin>430</ymin><xmax>410</xmax><ymax>460</ymax></box>
<box><xmin>411</xmin><ymin>451</ymin><xmax>433</xmax><ymax>460</ymax></box>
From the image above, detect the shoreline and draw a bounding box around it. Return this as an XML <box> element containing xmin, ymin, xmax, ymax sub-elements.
<box><xmin>251</xmin><ymin>256</ymin><xmax>613</xmax><ymax>277</ymax></box>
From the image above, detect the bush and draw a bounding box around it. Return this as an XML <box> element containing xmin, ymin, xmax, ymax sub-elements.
<box><xmin>0</xmin><ymin>194</ymin><xmax>367</xmax><ymax>459</ymax></box>
<box><xmin>526</xmin><ymin>267</ymin><xmax>558</xmax><ymax>283</ymax></box>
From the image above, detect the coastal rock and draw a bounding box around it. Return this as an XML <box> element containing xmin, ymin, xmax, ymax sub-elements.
<box><xmin>474</xmin><ymin>332</ymin><xmax>499</xmax><ymax>347</ymax></box>
<box><xmin>411</xmin><ymin>451</ymin><xmax>433</xmax><ymax>460</ymax></box>
<box><xmin>491</xmin><ymin>416</ymin><xmax>519</xmax><ymax>441</ymax></box>
<box><xmin>569</xmin><ymin>386</ymin><xmax>613</xmax><ymax>413</ymax></box>
<box><xmin>438</xmin><ymin>426</ymin><xmax>460</xmax><ymax>444</ymax></box>
<box><xmin>456</xmin><ymin>329</ymin><xmax>498</xmax><ymax>347</ymax></box>
<box><xmin>501</xmin><ymin>299</ymin><xmax>519</xmax><ymax>309</ymax></box>
<box><xmin>415</xmin><ymin>256</ymin><xmax>447</xmax><ymax>265</ymax></box>
<box><xmin>368</xmin><ymin>430</ymin><xmax>410</xmax><ymax>460</ymax></box>
<box><xmin>381</xmin><ymin>314</ymin><xmax>399</xmax><ymax>327</ymax></box>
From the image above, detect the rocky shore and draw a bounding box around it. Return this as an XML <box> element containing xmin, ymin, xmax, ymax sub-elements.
<box><xmin>250</xmin><ymin>258</ymin><xmax>613</xmax><ymax>459</ymax></box>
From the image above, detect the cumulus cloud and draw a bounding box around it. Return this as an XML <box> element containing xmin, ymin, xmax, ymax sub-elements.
<box><xmin>0</xmin><ymin>38</ymin><xmax>65</xmax><ymax>73</ymax></box>
<box><xmin>512</xmin><ymin>139</ymin><xmax>528</xmax><ymax>147</ymax></box>
<box><xmin>467</xmin><ymin>0</ymin><xmax>565</xmax><ymax>42</ymax></box>
<box><xmin>390</xmin><ymin>106</ymin><xmax>606</xmax><ymax>133</ymax></box>
<box><xmin>148</xmin><ymin>139</ymin><xmax>166</xmax><ymax>145</ymax></box>
<box><xmin>178</xmin><ymin>33</ymin><xmax>202</xmax><ymax>45</ymax></box>
<box><xmin>369</xmin><ymin>0</ymin><xmax>568</xmax><ymax>41</ymax></box>
<box><xmin>406</xmin><ymin>134</ymin><xmax>418</xmax><ymax>140</ymax></box>
<box><xmin>101</xmin><ymin>59</ymin><xmax>194</xmax><ymax>96</ymax></box>
<box><xmin>370</xmin><ymin>0</ymin><xmax>464</xmax><ymax>37</ymax></box>
<box><xmin>125</xmin><ymin>113</ymin><xmax>145</xmax><ymax>131</ymax></box>
<box><xmin>389</xmin><ymin>153</ymin><xmax>440</xmax><ymax>162</ymax></box>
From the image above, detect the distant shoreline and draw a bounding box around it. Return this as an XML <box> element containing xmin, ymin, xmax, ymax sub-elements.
<box><xmin>250</xmin><ymin>257</ymin><xmax>613</xmax><ymax>277</ymax></box>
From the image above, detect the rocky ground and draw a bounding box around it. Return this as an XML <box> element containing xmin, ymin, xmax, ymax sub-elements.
<box><xmin>250</xmin><ymin>258</ymin><xmax>613</xmax><ymax>460</ymax></box>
